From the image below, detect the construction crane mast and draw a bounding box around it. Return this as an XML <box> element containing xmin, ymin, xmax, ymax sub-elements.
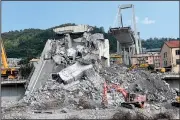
<box><xmin>1</xmin><ymin>40</ymin><xmax>19</xmax><ymax>79</ymax></box>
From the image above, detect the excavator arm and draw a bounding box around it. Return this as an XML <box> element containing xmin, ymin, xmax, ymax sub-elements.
<box><xmin>102</xmin><ymin>82</ymin><xmax>129</xmax><ymax>105</ymax></box>
<box><xmin>110</xmin><ymin>84</ymin><xmax>128</xmax><ymax>99</ymax></box>
<box><xmin>102</xmin><ymin>82</ymin><xmax>146</xmax><ymax>109</ymax></box>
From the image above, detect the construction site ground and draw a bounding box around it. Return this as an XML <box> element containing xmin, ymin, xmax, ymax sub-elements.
<box><xmin>2</xmin><ymin>100</ymin><xmax>180</xmax><ymax>119</ymax></box>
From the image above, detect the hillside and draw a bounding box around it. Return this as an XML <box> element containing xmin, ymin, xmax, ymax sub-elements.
<box><xmin>2</xmin><ymin>23</ymin><xmax>179</xmax><ymax>59</ymax></box>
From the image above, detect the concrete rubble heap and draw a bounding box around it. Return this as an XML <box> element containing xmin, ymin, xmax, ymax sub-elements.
<box><xmin>24</xmin><ymin>25</ymin><xmax>175</xmax><ymax>108</ymax></box>
<box><xmin>26</xmin><ymin>24</ymin><xmax>110</xmax><ymax>95</ymax></box>
<box><xmin>22</xmin><ymin>25</ymin><xmax>109</xmax><ymax>110</ymax></box>
<box><xmin>22</xmin><ymin>64</ymin><xmax>177</xmax><ymax>111</ymax></box>
<box><xmin>100</xmin><ymin>64</ymin><xmax>177</xmax><ymax>103</ymax></box>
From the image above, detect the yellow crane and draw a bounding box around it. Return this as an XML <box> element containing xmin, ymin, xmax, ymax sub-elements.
<box><xmin>1</xmin><ymin>40</ymin><xmax>19</xmax><ymax>79</ymax></box>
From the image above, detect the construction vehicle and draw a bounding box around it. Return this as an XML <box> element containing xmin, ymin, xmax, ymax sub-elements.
<box><xmin>129</xmin><ymin>64</ymin><xmax>165</xmax><ymax>73</ymax></box>
<box><xmin>102</xmin><ymin>82</ymin><xmax>146</xmax><ymax>109</ymax></box>
<box><xmin>171</xmin><ymin>91</ymin><xmax>180</xmax><ymax>107</ymax></box>
<box><xmin>139</xmin><ymin>63</ymin><xmax>149</xmax><ymax>68</ymax></box>
<box><xmin>110</xmin><ymin>54</ymin><xmax>122</xmax><ymax>64</ymax></box>
<box><xmin>154</xmin><ymin>68</ymin><xmax>165</xmax><ymax>73</ymax></box>
<box><xmin>1</xmin><ymin>40</ymin><xmax>19</xmax><ymax>79</ymax></box>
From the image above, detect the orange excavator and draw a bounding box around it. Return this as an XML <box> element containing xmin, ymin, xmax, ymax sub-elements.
<box><xmin>1</xmin><ymin>40</ymin><xmax>19</xmax><ymax>79</ymax></box>
<box><xmin>102</xmin><ymin>82</ymin><xmax>146</xmax><ymax>109</ymax></box>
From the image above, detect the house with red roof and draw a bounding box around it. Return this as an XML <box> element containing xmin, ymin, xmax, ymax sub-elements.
<box><xmin>160</xmin><ymin>40</ymin><xmax>180</xmax><ymax>73</ymax></box>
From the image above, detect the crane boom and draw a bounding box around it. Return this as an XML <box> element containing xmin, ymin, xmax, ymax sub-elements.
<box><xmin>1</xmin><ymin>40</ymin><xmax>9</xmax><ymax>69</ymax></box>
<box><xmin>1</xmin><ymin>39</ymin><xmax>19</xmax><ymax>79</ymax></box>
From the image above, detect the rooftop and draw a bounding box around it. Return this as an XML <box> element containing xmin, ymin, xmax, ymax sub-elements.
<box><xmin>165</xmin><ymin>40</ymin><xmax>180</xmax><ymax>48</ymax></box>
<box><xmin>144</xmin><ymin>48</ymin><xmax>161</xmax><ymax>52</ymax></box>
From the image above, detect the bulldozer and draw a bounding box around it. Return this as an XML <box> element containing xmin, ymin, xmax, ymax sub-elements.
<box><xmin>1</xmin><ymin>40</ymin><xmax>19</xmax><ymax>79</ymax></box>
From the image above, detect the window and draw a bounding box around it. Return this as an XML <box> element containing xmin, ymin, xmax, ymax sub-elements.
<box><xmin>164</xmin><ymin>61</ymin><xmax>167</xmax><ymax>66</ymax></box>
<box><xmin>164</xmin><ymin>52</ymin><xmax>167</xmax><ymax>58</ymax></box>
<box><xmin>176</xmin><ymin>50</ymin><xmax>180</xmax><ymax>55</ymax></box>
<box><xmin>176</xmin><ymin>59</ymin><xmax>180</xmax><ymax>65</ymax></box>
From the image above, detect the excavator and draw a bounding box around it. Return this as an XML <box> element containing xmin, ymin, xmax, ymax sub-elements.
<box><xmin>102</xmin><ymin>82</ymin><xmax>146</xmax><ymax>109</ymax></box>
<box><xmin>1</xmin><ymin>40</ymin><xmax>19</xmax><ymax>79</ymax></box>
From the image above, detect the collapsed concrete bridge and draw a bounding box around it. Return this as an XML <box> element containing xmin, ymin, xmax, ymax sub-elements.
<box><xmin>25</xmin><ymin>24</ymin><xmax>110</xmax><ymax>95</ymax></box>
<box><xmin>109</xmin><ymin>4</ymin><xmax>142</xmax><ymax>65</ymax></box>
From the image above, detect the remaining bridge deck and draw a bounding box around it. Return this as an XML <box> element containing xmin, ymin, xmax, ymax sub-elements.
<box><xmin>109</xmin><ymin>27</ymin><xmax>135</xmax><ymax>46</ymax></box>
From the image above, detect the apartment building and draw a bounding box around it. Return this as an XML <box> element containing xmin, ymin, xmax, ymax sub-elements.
<box><xmin>160</xmin><ymin>40</ymin><xmax>180</xmax><ymax>73</ymax></box>
<box><xmin>131</xmin><ymin>52</ymin><xmax>161</xmax><ymax>68</ymax></box>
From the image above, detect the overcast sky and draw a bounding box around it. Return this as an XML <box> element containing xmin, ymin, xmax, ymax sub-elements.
<box><xmin>2</xmin><ymin>1</ymin><xmax>179</xmax><ymax>39</ymax></box>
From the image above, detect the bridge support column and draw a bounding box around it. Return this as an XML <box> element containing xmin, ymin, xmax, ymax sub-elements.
<box><xmin>117</xmin><ymin>41</ymin><xmax>120</xmax><ymax>54</ymax></box>
<box><xmin>117</xmin><ymin>41</ymin><xmax>122</xmax><ymax>55</ymax></box>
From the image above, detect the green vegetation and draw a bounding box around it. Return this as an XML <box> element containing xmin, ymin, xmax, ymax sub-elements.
<box><xmin>19</xmin><ymin>64</ymin><xmax>34</xmax><ymax>78</ymax></box>
<box><xmin>141</xmin><ymin>37</ymin><xmax>179</xmax><ymax>49</ymax></box>
<box><xmin>2</xmin><ymin>23</ymin><xmax>179</xmax><ymax>61</ymax></box>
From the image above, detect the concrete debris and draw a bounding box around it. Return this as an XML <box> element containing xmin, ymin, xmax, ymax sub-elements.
<box><xmin>57</xmin><ymin>62</ymin><xmax>93</xmax><ymax>84</ymax></box>
<box><xmin>20</xmin><ymin>63</ymin><xmax>177</xmax><ymax>112</ymax></box>
<box><xmin>100</xmin><ymin>64</ymin><xmax>176</xmax><ymax>103</ymax></box>
<box><xmin>26</xmin><ymin>25</ymin><xmax>110</xmax><ymax>94</ymax></box>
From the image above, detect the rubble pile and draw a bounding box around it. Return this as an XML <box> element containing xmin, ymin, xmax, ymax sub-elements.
<box><xmin>100</xmin><ymin>64</ymin><xmax>176</xmax><ymax>103</ymax></box>
<box><xmin>22</xmin><ymin>65</ymin><xmax>105</xmax><ymax>110</ymax></box>
<box><xmin>21</xmin><ymin>63</ymin><xmax>177</xmax><ymax>111</ymax></box>
<box><xmin>19</xmin><ymin>25</ymin><xmax>111</xmax><ymax>110</ymax></box>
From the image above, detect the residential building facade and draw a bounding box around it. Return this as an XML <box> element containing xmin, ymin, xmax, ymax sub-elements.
<box><xmin>131</xmin><ymin>52</ymin><xmax>161</xmax><ymax>68</ymax></box>
<box><xmin>160</xmin><ymin>40</ymin><xmax>180</xmax><ymax>73</ymax></box>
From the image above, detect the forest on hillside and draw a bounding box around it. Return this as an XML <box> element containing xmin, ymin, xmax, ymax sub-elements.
<box><xmin>2</xmin><ymin>23</ymin><xmax>179</xmax><ymax>61</ymax></box>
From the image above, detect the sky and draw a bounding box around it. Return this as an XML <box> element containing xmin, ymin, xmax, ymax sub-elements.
<box><xmin>2</xmin><ymin>1</ymin><xmax>179</xmax><ymax>39</ymax></box>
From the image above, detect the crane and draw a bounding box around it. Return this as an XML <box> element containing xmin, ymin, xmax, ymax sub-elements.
<box><xmin>1</xmin><ymin>40</ymin><xmax>19</xmax><ymax>80</ymax></box>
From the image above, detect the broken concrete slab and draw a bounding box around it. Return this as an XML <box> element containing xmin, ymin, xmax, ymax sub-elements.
<box><xmin>52</xmin><ymin>55</ymin><xmax>65</xmax><ymax>65</ymax></box>
<box><xmin>53</xmin><ymin>24</ymin><xmax>93</xmax><ymax>35</ymax></box>
<box><xmin>57</xmin><ymin>62</ymin><xmax>93</xmax><ymax>84</ymax></box>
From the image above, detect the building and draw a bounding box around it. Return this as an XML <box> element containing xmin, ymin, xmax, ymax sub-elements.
<box><xmin>7</xmin><ymin>58</ymin><xmax>22</xmax><ymax>67</ymax></box>
<box><xmin>142</xmin><ymin>48</ymin><xmax>161</xmax><ymax>53</ymax></box>
<box><xmin>160</xmin><ymin>40</ymin><xmax>180</xmax><ymax>73</ymax></box>
<box><xmin>131</xmin><ymin>52</ymin><xmax>161</xmax><ymax>68</ymax></box>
